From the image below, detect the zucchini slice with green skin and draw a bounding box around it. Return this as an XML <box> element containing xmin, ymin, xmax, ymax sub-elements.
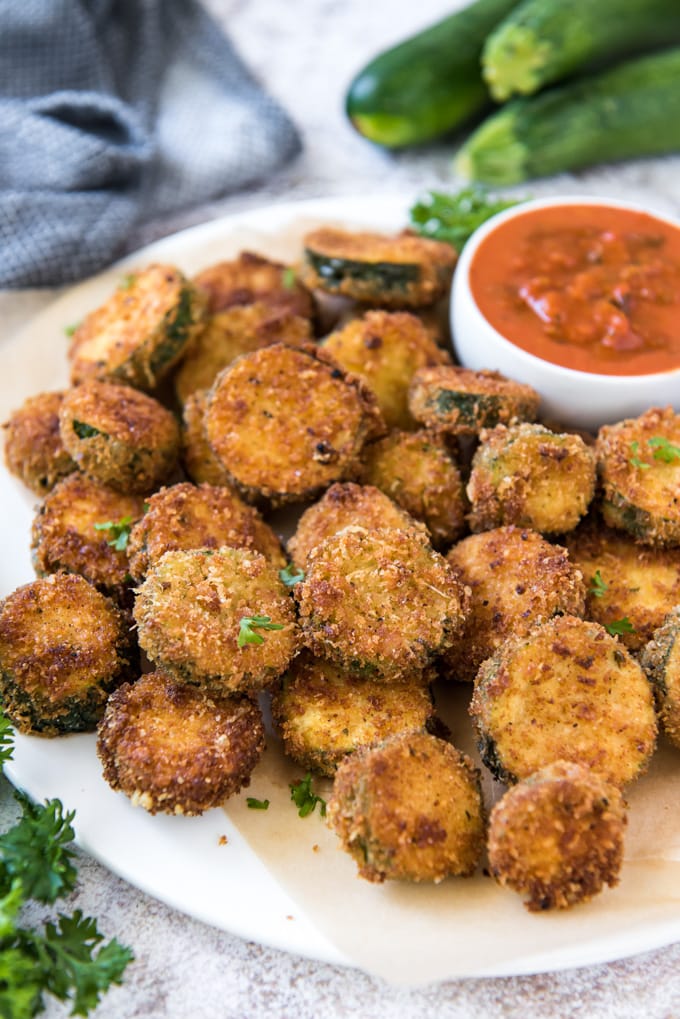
<box><xmin>482</xmin><ymin>0</ymin><xmax>680</xmax><ymax>101</ymax></box>
<box><xmin>457</xmin><ymin>47</ymin><xmax>680</xmax><ymax>184</ymax></box>
<box><xmin>408</xmin><ymin>365</ymin><xmax>539</xmax><ymax>437</ymax></box>
<box><xmin>640</xmin><ymin>608</ymin><xmax>680</xmax><ymax>748</ymax></box>
<box><xmin>346</xmin><ymin>0</ymin><xmax>519</xmax><ymax>147</ymax></box>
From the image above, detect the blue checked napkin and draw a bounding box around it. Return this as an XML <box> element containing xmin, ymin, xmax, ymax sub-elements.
<box><xmin>0</xmin><ymin>0</ymin><xmax>301</xmax><ymax>287</ymax></box>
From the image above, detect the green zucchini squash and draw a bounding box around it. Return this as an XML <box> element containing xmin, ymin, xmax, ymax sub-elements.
<box><xmin>345</xmin><ymin>0</ymin><xmax>518</xmax><ymax>148</ymax></box>
<box><xmin>456</xmin><ymin>47</ymin><xmax>680</xmax><ymax>184</ymax></box>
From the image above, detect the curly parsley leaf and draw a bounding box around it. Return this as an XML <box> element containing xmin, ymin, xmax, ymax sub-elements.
<box><xmin>605</xmin><ymin>617</ymin><xmax>635</xmax><ymax>637</ymax></box>
<box><xmin>279</xmin><ymin>563</ymin><xmax>305</xmax><ymax>588</ymax></box>
<box><xmin>589</xmin><ymin>570</ymin><xmax>608</xmax><ymax>599</ymax></box>
<box><xmin>290</xmin><ymin>773</ymin><xmax>326</xmax><ymax>818</ymax></box>
<box><xmin>409</xmin><ymin>187</ymin><xmax>523</xmax><ymax>252</ymax></box>
<box><xmin>237</xmin><ymin>615</ymin><xmax>284</xmax><ymax>648</ymax></box>
<box><xmin>246</xmin><ymin>797</ymin><xmax>270</xmax><ymax>810</ymax></box>
<box><xmin>93</xmin><ymin>516</ymin><xmax>133</xmax><ymax>552</ymax></box>
<box><xmin>648</xmin><ymin>436</ymin><xmax>680</xmax><ymax>464</ymax></box>
<box><xmin>1</xmin><ymin>793</ymin><xmax>77</xmax><ymax>905</ymax></box>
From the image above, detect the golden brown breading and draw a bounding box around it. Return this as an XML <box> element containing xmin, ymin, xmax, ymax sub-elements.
<box><xmin>470</xmin><ymin>614</ymin><xmax>657</xmax><ymax>788</ymax></box>
<box><xmin>181</xmin><ymin>390</ymin><xmax>234</xmax><ymax>487</ymax></box>
<box><xmin>204</xmin><ymin>343</ymin><xmax>385</xmax><ymax>505</ymax></box>
<box><xmin>327</xmin><ymin>731</ymin><xmax>485</xmax><ymax>882</ymax></box>
<box><xmin>97</xmin><ymin>670</ymin><xmax>265</xmax><ymax>816</ymax></box>
<box><xmin>0</xmin><ymin>573</ymin><xmax>135</xmax><ymax>735</ymax></box>
<box><xmin>487</xmin><ymin>760</ymin><xmax>626</xmax><ymax>912</ymax></box>
<box><xmin>467</xmin><ymin>423</ymin><xmax>596</xmax><ymax>535</ymax></box>
<box><xmin>3</xmin><ymin>391</ymin><xmax>75</xmax><ymax>496</ymax></box>
<box><xmin>408</xmin><ymin>366</ymin><xmax>540</xmax><ymax>438</ymax></box>
<box><xmin>443</xmin><ymin>527</ymin><xmax>586</xmax><ymax>682</ymax></box>
<box><xmin>640</xmin><ymin>608</ymin><xmax>680</xmax><ymax>749</ymax></box>
<box><xmin>59</xmin><ymin>380</ymin><xmax>180</xmax><ymax>494</ymax></box>
<box><xmin>193</xmin><ymin>251</ymin><xmax>314</xmax><ymax>319</ymax></box>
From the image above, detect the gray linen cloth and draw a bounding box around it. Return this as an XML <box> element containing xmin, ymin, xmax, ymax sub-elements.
<box><xmin>0</xmin><ymin>0</ymin><xmax>302</xmax><ymax>287</ymax></box>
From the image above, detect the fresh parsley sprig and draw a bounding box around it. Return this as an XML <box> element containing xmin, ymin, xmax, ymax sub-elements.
<box><xmin>589</xmin><ymin>570</ymin><xmax>608</xmax><ymax>599</ymax></box>
<box><xmin>648</xmin><ymin>436</ymin><xmax>680</xmax><ymax>464</ymax></box>
<box><xmin>605</xmin><ymin>617</ymin><xmax>635</xmax><ymax>637</ymax></box>
<box><xmin>279</xmin><ymin>564</ymin><xmax>305</xmax><ymax>588</ymax></box>
<box><xmin>93</xmin><ymin>516</ymin><xmax>133</xmax><ymax>552</ymax></box>
<box><xmin>290</xmin><ymin>773</ymin><xmax>326</xmax><ymax>819</ymax></box>
<box><xmin>409</xmin><ymin>187</ymin><xmax>523</xmax><ymax>252</ymax></box>
<box><xmin>237</xmin><ymin>615</ymin><xmax>284</xmax><ymax>648</ymax></box>
<box><xmin>246</xmin><ymin>798</ymin><xmax>270</xmax><ymax>810</ymax></box>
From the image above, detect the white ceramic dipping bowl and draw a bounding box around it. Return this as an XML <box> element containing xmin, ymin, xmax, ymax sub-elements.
<box><xmin>451</xmin><ymin>195</ymin><xmax>680</xmax><ymax>433</ymax></box>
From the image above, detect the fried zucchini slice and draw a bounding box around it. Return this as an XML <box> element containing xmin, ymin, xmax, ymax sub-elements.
<box><xmin>488</xmin><ymin>760</ymin><xmax>626</xmax><ymax>912</ymax></box>
<box><xmin>470</xmin><ymin>615</ymin><xmax>657</xmax><ymax>788</ymax></box>
<box><xmin>3</xmin><ymin>391</ymin><xmax>75</xmax><ymax>496</ymax></box>
<box><xmin>640</xmin><ymin>608</ymin><xmax>680</xmax><ymax>749</ymax></box>
<box><xmin>31</xmin><ymin>473</ymin><xmax>145</xmax><ymax>602</ymax></box>
<box><xmin>327</xmin><ymin>731</ymin><xmax>485</xmax><ymax>883</ymax></box>
<box><xmin>97</xmin><ymin>670</ymin><xmax>265</xmax><ymax>816</ymax></box>
<box><xmin>300</xmin><ymin>227</ymin><xmax>456</xmax><ymax>308</ymax></box>
<box><xmin>467</xmin><ymin>423</ymin><xmax>596</xmax><ymax>535</ymax></box>
<box><xmin>443</xmin><ymin>527</ymin><xmax>585</xmax><ymax>682</ymax></box>
<box><xmin>408</xmin><ymin>366</ymin><xmax>539</xmax><ymax>437</ymax></box>
<box><xmin>127</xmin><ymin>481</ymin><xmax>285</xmax><ymax>581</ymax></box>
<box><xmin>194</xmin><ymin>252</ymin><xmax>314</xmax><ymax>319</ymax></box>
<box><xmin>69</xmin><ymin>264</ymin><xmax>206</xmax><ymax>390</ymax></box>
<box><xmin>297</xmin><ymin>526</ymin><xmax>468</xmax><ymax>682</ymax></box>
<box><xmin>181</xmin><ymin>390</ymin><xmax>233</xmax><ymax>487</ymax></box>
<box><xmin>321</xmin><ymin>310</ymin><xmax>449</xmax><ymax>430</ymax></box>
<box><xmin>358</xmin><ymin>428</ymin><xmax>467</xmax><ymax>548</ymax></box>
<box><xmin>204</xmin><ymin>343</ymin><xmax>385</xmax><ymax>505</ymax></box>
<box><xmin>134</xmin><ymin>547</ymin><xmax>299</xmax><ymax>695</ymax></box>
<box><xmin>272</xmin><ymin>652</ymin><xmax>436</xmax><ymax>776</ymax></box>
<box><xmin>59</xmin><ymin>380</ymin><xmax>180</xmax><ymax>494</ymax></box>
<box><xmin>565</xmin><ymin>516</ymin><xmax>680</xmax><ymax>652</ymax></box>
<box><xmin>174</xmin><ymin>302</ymin><xmax>313</xmax><ymax>405</ymax></box>
<box><xmin>0</xmin><ymin>573</ymin><xmax>135</xmax><ymax>735</ymax></box>
<box><xmin>597</xmin><ymin>406</ymin><xmax>680</xmax><ymax>546</ymax></box>
<box><xmin>286</xmin><ymin>481</ymin><xmax>425</xmax><ymax>570</ymax></box>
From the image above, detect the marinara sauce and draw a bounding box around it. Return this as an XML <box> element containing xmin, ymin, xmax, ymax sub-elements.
<box><xmin>469</xmin><ymin>203</ymin><xmax>680</xmax><ymax>376</ymax></box>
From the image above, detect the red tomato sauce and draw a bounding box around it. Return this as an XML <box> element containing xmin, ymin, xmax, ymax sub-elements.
<box><xmin>469</xmin><ymin>204</ymin><xmax>680</xmax><ymax>376</ymax></box>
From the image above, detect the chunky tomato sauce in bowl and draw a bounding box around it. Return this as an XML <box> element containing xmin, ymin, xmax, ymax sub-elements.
<box><xmin>451</xmin><ymin>196</ymin><xmax>680</xmax><ymax>431</ymax></box>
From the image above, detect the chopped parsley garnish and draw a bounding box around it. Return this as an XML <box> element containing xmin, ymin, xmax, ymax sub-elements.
<box><xmin>605</xmin><ymin>617</ymin><xmax>635</xmax><ymax>637</ymax></box>
<box><xmin>279</xmin><ymin>563</ymin><xmax>305</xmax><ymax>587</ymax></box>
<box><xmin>63</xmin><ymin>322</ymin><xmax>81</xmax><ymax>337</ymax></box>
<box><xmin>93</xmin><ymin>516</ymin><xmax>133</xmax><ymax>552</ymax></box>
<box><xmin>246</xmin><ymin>797</ymin><xmax>270</xmax><ymax>810</ymax></box>
<box><xmin>72</xmin><ymin>421</ymin><xmax>101</xmax><ymax>440</ymax></box>
<box><xmin>648</xmin><ymin>436</ymin><xmax>680</xmax><ymax>464</ymax></box>
<box><xmin>629</xmin><ymin>441</ymin><xmax>651</xmax><ymax>469</ymax></box>
<box><xmin>119</xmin><ymin>274</ymin><xmax>136</xmax><ymax>290</ymax></box>
<box><xmin>237</xmin><ymin>615</ymin><xmax>284</xmax><ymax>648</ymax></box>
<box><xmin>289</xmin><ymin>773</ymin><xmax>326</xmax><ymax>818</ymax></box>
<box><xmin>409</xmin><ymin>187</ymin><xmax>524</xmax><ymax>252</ymax></box>
<box><xmin>282</xmin><ymin>266</ymin><xmax>297</xmax><ymax>289</ymax></box>
<box><xmin>589</xmin><ymin>570</ymin><xmax>608</xmax><ymax>599</ymax></box>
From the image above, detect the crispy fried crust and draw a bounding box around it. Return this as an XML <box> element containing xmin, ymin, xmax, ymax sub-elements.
<box><xmin>565</xmin><ymin>516</ymin><xmax>680</xmax><ymax>652</ymax></box>
<box><xmin>59</xmin><ymin>380</ymin><xmax>180</xmax><ymax>494</ymax></box>
<box><xmin>97</xmin><ymin>670</ymin><xmax>265</xmax><ymax>815</ymax></box>
<box><xmin>408</xmin><ymin>366</ymin><xmax>539</xmax><ymax>437</ymax></box>
<box><xmin>321</xmin><ymin>310</ymin><xmax>449</xmax><ymax>430</ymax></box>
<box><xmin>358</xmin><ymin>429</ymin><xmax>467</xmax><ymax>549</ymax></box>
<box><xmin>443</xmin><ymin>527</ymin><xmax>585</xmax><ymax>682</ymax></box>
<box><xmin>0</xmin><ymin>573</ymin><xmax>135</xmax><ymax>735</ymax></box>
<box><xmin>204</xmin><ymin>343</ymin><xmax>385</xmax><ymax>505</ymax></box>
<box><xmin>272</xmin><ymin>652</ymin><xmax>436</xmax><ymax>776</ymax></box>
<box><xmin>69</xmin><ymin>264</ymin><xmax>206</xmax><ymax>390</ymax></box>
<box><xmin>181</xmin><ymin>390</ymin><xmax>233</xmax><ymax>487</ymax></box>
<box><xmin>3</xmin><ymin>391</ymin><xmax>75</xmax><ymax>496</ymax></box>
<box><xmin>193</xmin><ymin>252</ymin><xmax>314</xmax><ymax>319</ymax></box>
<box><xmin>596</xmin><ymin>406</ymin><xmax>680</xmax><ymax>546</ymax></box>
<box><xmin>287</xmin><ymin>481</ymin><xmax>426</xmax><ymax>569</ymax></box>
<box><xmin>488</xmin><ymin>760</ymin><xmax>626</xmax><ymax>912</ymax></box>
<box><xmin>640</xmin><ymin>608</ymin><xmax>680</xmax><ymax>748</ymax></box>
<box><xmin>134</xmin><ymin>547</ymin><xmax>299</xmax><ymax>695</ymax></box>
<box><xmin>470</xmin><ymin>615</ymin><xmax>657</xmax><ymax>788</ymax></box>
<box><xmin>297</xmin><ymin>526</ymin><xmax>468</xmax><ymax>682</ymax></box>
<box><xmin>327</xmin><ymin>731</ymin><xmax>485</xmax><ymax>882</ymax></box>
<box><xmin>467</xmin><ymin>423</ymin><xmax>596</xmax><ymax>535</ymax></box>
<box><xmin>127</xmin><ymin>481</ymin><xmax>286</xmax><ymax>580</ymax></box>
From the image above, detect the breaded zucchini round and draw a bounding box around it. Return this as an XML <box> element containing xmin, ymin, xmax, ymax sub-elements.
<box><xmin>31</xmin><ymin>473</ymin><xmax>145</xmax><ymax>601</ymax></box>
<box><xmin>565</xmin><ymin>516</ymin><xmax>680</xmax><ymax>652</ymax></box>
<box><xmin>358</xmin><ymin>429</ymin><xmax>467</xmax><ymax>548</ymax></box>
<box><xmin>97</xmin><ymin>670</ymin><xmax>265</xmax><ymax>816</ymax></box>
<box><xmin>287</xmin><ymin>481</ymin><xmax>425</xmax><ymax>570</ymax></box>
<box><xmin>596</xmin><ymin>406</ymin><xmax>680</xmax><ymax>546</ymax></box>
<box><xmin>134</xmin><ymin>547</ymin><xmax>298</xmax><ymax>694</ymax></box>
<box><xmin>327</xmin><ymin>731</ymin><xmax>485</xmax><ymax>883</ymax></box>
<box><xmin>3</xmin><ymin>391</ymin><xmax>75</xmax><ymax>496</ymax></box>
<box><xmin>300</xmin><ymin>227</ymin><xmax>457</xmax><ymax>308</ymax></box>
<box><xmin>640</xmin><ymin>608</ymin><xmax>680</xmax><ymax>749</ymax></box>
<box><xmin>181</xmin><ymin>390</ymin><xmax>233</xmax><ymax>487</ymax></box>
<box><xmin>470</xmin><ymin>615</ymin><xmax>657</xmax><ymax>788</ymax></box>
<box><xmin>408</xmin><ymin>366</ymin><xmax>539</xmax><ymax>438</ymax></box>
<box><xmin>321</xmin><ymin>310</ymin><xmax>449</xmax><ymax>430</ymax></box>
<box><xmin>297</xmin><ymin>526</ymin><xmax>468</xmax><ymax>682</ymax></box>
<box><xmin>127</xmin><ymin>481</ymin><xmax>285</xmax><ymax>581</ymax></box>
<box><xmin>59</xmin><ymin>380</ymin><xmax>180</xmax><ymax>494</ymax></box>
<box><xmin>193</xmin><ymin>252</ymin><xmax>314</xmax><ymax>319</ymax></box>
<box><xmin>467</xmin><ymin>423</ymin><xmax>597</xmax><ymax>535</ymax></box>
<box><xmin>443</xmin><ymin>527</ymin><xmax>586</xmax><ymax>682</ymax></box>
<box><xmin>69</xmin><ymin>264</ymin><xmax>206</xmax><ymax>390</ymax></box>
<box><xmin>204</xmin><ymin>343</ymin><xmax>384</xmax><ymax>505</ymax></box>
<box><xmin>174</xmin><ymin>302</ymin><xmax>313</xmax><ymax>405</ymax></box>
<box><xmin>488</xmin><ymin>760</ymin><xmax>626</xmax><ymax>912</ymax></box>
<box><xmin>0</xmin><ymin>573</ymin><xmax>135</xmax><ymax>735</ymax></box>
<box><xmin>272</xmin><ymin>652</ymin><xmax>436</xmax><ymax>776</ymax></box>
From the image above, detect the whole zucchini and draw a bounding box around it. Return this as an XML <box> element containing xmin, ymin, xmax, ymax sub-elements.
<box><xmin>345</xmin><ymin>0</ymin><xmax>519</xmax><ymax>148</ymax></box>
<box><xmin>456</xmin><ymin>47</ymin><xmax>680</xmax><ymax>184</ymax></box>
<box><xmin>483</xmin><ymin>0</ymin><xmax>680</xmax><ymax>101</ymax></box>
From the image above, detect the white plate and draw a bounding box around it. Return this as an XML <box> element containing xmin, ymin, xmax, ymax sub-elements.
<box><xmin>2</xmin><ymin>195</ymin><xmax>680</xmax><ymax>985</ymax></box>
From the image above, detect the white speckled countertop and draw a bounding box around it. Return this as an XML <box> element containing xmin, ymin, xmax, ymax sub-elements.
<box><xmin>3</xmin><ymin>1</ymin><xmax>680</xmax><ymax>1015</ymax></box>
